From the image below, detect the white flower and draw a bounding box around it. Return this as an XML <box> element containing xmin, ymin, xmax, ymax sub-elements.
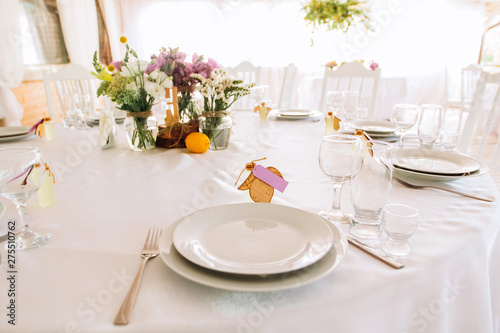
<box><xmin>149</xmin><ymin>70</ymin><xmax>159</xmax><ymax>80</ymax></box>
<box><xmin>144</xmin><ymin>81</ymin><xmax>164</xmax><ymax>99</ymax></box>
<box><xmin>125</xmin><ymin>81</ymin><xmax>138</xmax><ymax>92</ymax></box>
<box><xmin>121</xmin><ymin>60</ymin><xmax>149</xmax><ymax>77</ymax></box>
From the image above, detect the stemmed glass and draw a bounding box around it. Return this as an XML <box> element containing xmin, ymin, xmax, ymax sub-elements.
<box><xmin>0</xmin><ymin>148</ymin><xmax>52</xmax><ymax>249</ymax></box>
<box><xmin>343</xmin><ymin>91</ymin><xmax>359</xmax><ymax>131</ymax></box>
<box><xmin>392</xmin><ymin>104</ymin><xmax>419</xmax><ymax>147</ymax></box>
<box><xmin>326</xmin><ymin>91</ymin><xmax>345</xmax><ymax>116</ymax></box>
<box><xmin>318</xmin><ymin>134</ymin><xmax>364</xmax><ymax>225</ymax></box>
<box><xmin>251</xmin><ymin>86</ymin><xmax>266</xmax><ymax>107</ymax></box>
<box><xmin>72</xmin><ymin>93</ymin><xmax>92</xmax><ymax>130</ymax></box>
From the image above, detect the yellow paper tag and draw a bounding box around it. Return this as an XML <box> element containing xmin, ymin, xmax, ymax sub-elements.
<box><xmin>44</xmin><ymin>121</ymin><xmax>55</xmax><ymax>141</ymax></box>
<box><xmin>259</xmin><ymin>105</ymin><xmax>267</xmax><ymax>122</ymax></box>
<box><xmin>38</xmin><ymin>171</ymin><xmax>56</xmax><ymax>208</ymax></box>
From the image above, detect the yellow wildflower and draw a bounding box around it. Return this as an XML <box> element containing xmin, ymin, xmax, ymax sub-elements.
<box><xmin>120</xmin><ymin>36</ymin><xmax>127</xmax><ymax>44</ymax></box>
<box><xmin>107</xmin><ymin>64</ymin><xmax>115</xmax><ymax>72</ymax></box>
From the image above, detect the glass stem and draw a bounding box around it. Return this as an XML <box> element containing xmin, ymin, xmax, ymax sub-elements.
<box><xmin>16</xmin><ymin>201</ymin><xmax>32</xmax><ymax>236</ymax></box>
<box><xmin>398</xmin><ymin>130</ymin><xmax>406</xmax><ymax>148</ymax></box>
<box><xmin>331</xmin><ymin>182</ymin><xmax>344</xmax><ymax>212</ymax></box>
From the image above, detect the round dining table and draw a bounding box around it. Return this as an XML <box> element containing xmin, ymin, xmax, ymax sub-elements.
<box><xmin>0</xmin><ymin>111</ymin><xmax>499</xmax><ymax>333</ymax></box>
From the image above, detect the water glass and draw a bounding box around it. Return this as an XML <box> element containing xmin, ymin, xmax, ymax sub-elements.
<box><xmin>350</xmin><ymin>141</ymin><xmax>393</xmax><ymax>239</ymax></box>
<box><xmin>418</xmin><ymin>104</ymin><xmax>443</xmax><ymax>148</ymax></box>
<box><xmin>439</xmin><ymin>108</ymin><xmax>462</xmax><ymax>151</ymax></box>
<box><xmin>326</xmin><ymin>91</ymin><xmax>345</xmax><ymax>116</ymax></box>
<box><xmin>381</xmin><ymin>204</ymin><xmax>418</xmax><ymax>256</ymax></box>
<box><xmin>318</xmin><ymin>134</ymin><xmax>364</xmax><ymax>225</ymax></box>
<box><xmin>392</xmin><ymin>104</ymin><xmax>419</xmax><ymax>147</ymax></box>
<box><xmin>343</xmin><ymin>91</ymin><xmax>359</xmax><ymax>130</ymax></box>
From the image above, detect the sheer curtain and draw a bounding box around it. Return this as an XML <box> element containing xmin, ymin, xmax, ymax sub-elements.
<box><xmin>56</xmin><ymin>0</ymin><xmax>99</xmax><ymax>70</ymax></box>
<box><xmin>0</xmin><ymin>0</ymin><xmax>24</xmax><ymax>126</ymax></box>
<box><xmin>100</xmin><ymin>0</ymin><xmax>486</xmax><ymax>112</ymax></box>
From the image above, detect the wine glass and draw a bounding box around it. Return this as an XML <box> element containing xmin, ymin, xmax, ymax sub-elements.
<box><xmin>326</xmin><ymin>91</ymin><xmax>345</xmax><ymax>116</ymax></box>
<box><xmin>318</xmin><ymin>134</ymin><xmax>364</xmax><ymax>225</ymax></box>
<box><xmin>251</xmin><ymin>86</ymin><xmax>266</xmax><ymax>107</ymax></box>
<box><xmin>392</xmin><ymin>104</ymin><xmax>419</xmax><ymax>147</ymax></box>
<box><xmin>72</xmin><ymin>93</ymin><xmax>92</xmax><ymax>130</ymax></box>
<box><xmin>0</xmin><ymin>148</ymin><xmax>52</xmax><ymax>250</ymax></box>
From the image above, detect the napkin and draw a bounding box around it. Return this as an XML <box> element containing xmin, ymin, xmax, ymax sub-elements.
<box><xmin>98</xmin><ymin>98</ymin><xmax>119</xmax><ymax>149</ymax></box>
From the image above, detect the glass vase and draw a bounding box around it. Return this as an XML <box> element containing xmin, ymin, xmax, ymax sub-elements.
<box><xmin>124</xmin><ymin>111</ymin><xmax>158</xmax><ymax>151</ymax></box>
<box><xmin>199</xmin><ymin>111</ymin><xmax>232</xmax><ymax>150</ymax></box>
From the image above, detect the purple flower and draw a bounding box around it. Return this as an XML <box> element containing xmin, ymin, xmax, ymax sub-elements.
<box><xmin>369</xmin><ymin>61</ymin><xmax>379</xmax><ymax>70</ymax></box>
<box><xmin>111</xmin><ymin>60</ymin><xmax>123</xmax><ymax>71</ymax></box>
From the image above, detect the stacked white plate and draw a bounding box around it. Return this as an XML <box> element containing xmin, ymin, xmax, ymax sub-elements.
<box><xmin>270</xmin><ymin>109</ymin><xmax>322</xmax><ymax>120</ymax></box>
<box><xmin>0</xmin><ymin>126</ymin><xmax>33</xmax><ymax>143</ymax></box>
<box><xmin>86</xmin><ymin>115</ymin><xmax>126</xmax><ymax>126</ymax></box>
<box><xmin>159</xmin><ymin>203</ymin><xmax>347</xmax><ymax>291</ymax></box>
<box><xmin>392</xmin><ymin>148</ymin><xmax>488</xmax><ymax>182</ymax></box>
<box><xmin>351</xmin><ymin>120</ymin><xmax>398</xmax><ymax>138</ymax></box>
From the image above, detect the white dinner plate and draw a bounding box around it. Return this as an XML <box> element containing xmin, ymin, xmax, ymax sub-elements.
<box><xmin>352</xmin><ymin>121</ymin><xmax>397</xmax><ymax>134</ymax></box>
<box><xmin>160</xmin><ymin>207</ymin><xmax>347</xmax><ymax>292</ymax></box>
<box><xmin>0</xmin><ymin>126</ymin><xmax>30</xmax><ymax>138</ymax></box>
<box><xmin>394</xmin><ymin>159</ymin><xmax>488</xmax><ymax>182</ymax></box>
<box><xmin>0</xmin><ymin>200</ymin><xmax>5</xmax><ymax>218</ymax></box>
<box><xmin>270</xmin><ymin>109</ymin><xmax>322</xmax><ymax>120</ymax></box>
<box><xmin>87</xmin><ymin>116</ymin><xmax>125</xmax><ymax>125</ymax></box>
<box><xmin>392</xmin><ymin>149</ymin><xmax>480</xmax><ymax>175</ymax></box>
<box><xmin>173</xmin><ymin>203</ymin><xmax>334</xmax><ymax>275</ymax></box>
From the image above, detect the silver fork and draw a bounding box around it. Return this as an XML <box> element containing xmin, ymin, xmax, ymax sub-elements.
<box><xmin>114</xmin><ymin>228</ymin><xmax>162</xmax><ymax>325</ymax></box>
<box><xmin>394</xmin><ymin>177</ymin><xmax>494</xmax><ymax>202</ymax></box>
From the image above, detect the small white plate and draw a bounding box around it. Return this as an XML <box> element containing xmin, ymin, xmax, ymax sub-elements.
<box><xmin>393</xmin><ymin>149</ymin><xmax>480</xmax><ymax>175</ymax></box>
<box><xmin>352</xmin><ymin>121</ymin><xmax>397</xmax><ymax>134</ymax></box>
<box><xmin>160</xmin><ymin>207</ymin><xmax>347</xmax><ymax>292</ymax></box>
<box><xmin>87</xmin><ymin>116</ymin><xmax>125</xmax><ymax>125</ymax></box>
<box><xmin>173</xmin><ymin>203</ymin><xmax>334</xmax><ymax>275</ymax></box>
<box><xmin>270</xmin><ymin>110</ymin><xmax>322</xmax><ymax>120</ymax></box>
<box><xmin>0</xmin><ymin>126</ymin><xmax>30</xmax><ymax>138</ymax></box>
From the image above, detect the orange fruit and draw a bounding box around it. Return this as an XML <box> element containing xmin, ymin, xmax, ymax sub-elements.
<box><xmin>185</xmin><ymin>132</ymin><xmax>210</xmax><ymax>154</ymax></box>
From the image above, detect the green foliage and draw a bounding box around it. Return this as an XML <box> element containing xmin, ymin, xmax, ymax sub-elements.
<box><xmin>302</xmin><ymin>0</ymin><xmax>370</xmax><ymax>33</ymax></box>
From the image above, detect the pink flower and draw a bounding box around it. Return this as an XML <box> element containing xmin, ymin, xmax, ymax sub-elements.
<box><xmin>369</xmin><ymin>61</ymin><xmax>379</xmax><ymax>70</ymax></box>
<box><xmin>111</xmin><ymin>60</ymin><xmax>123</xmax><ymax>71</ymax></box>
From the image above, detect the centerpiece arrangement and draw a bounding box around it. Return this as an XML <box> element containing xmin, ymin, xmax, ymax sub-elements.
<box><xmin>148</xmin><ymin>47</ymin><xmax>220</xmax><ymax>148</ymax></box>
<box><xmin>92</xmin><ymin>37</ymin><xmax>173</xmax><ymax>151</ymax></box>
<box><xmin>302</xmin><ymin>0</ymin><xmax>370</xmax><ymax>34</ymax></box>
<box><xmin>326</xmin><ymin>59</ymin><xmax>379</xmax><ymax>70</ymax></box>
<box><xmin>191</xmin><ymin>69</ymin><xmax>255</xmax><ymax>150</ymax></box>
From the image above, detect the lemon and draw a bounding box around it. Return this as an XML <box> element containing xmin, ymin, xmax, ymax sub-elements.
<box><xmin>185</xmin><ymin>132</ymin><xmax>210</xmax><ymax>153</ymax></box>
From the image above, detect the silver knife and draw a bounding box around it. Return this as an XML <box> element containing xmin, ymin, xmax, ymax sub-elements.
<box><xmin>346</xmin><ymin>235</ymin><xmax>405</xmax><ymax>269</ymax></box>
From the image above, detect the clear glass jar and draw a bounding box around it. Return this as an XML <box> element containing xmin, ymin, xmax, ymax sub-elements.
<box><xmin>199</xmin><ymin>111</ymin><xmax>232</xmax><ymax>150</ymax></box>
<box><xmin>123</xmin><ymin>111</ymin><xmax>158</xmax><ymax>151</ymax></box>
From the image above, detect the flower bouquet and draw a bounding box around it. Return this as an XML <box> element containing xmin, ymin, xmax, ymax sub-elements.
<box><xmin>92</xmin><ymin>38</ymin><xmax>173</xmax><ymax>151</ymax></box>
<box><xmin>148</xmin><ymin>47</ymin><xmax>219</xmax><ymax>148</ymax></box>
<box><xmin>192</xmin><ymin>69</ymin><xmax>255</xmax><ymax>150</ymax></box>
<box><xmin>302</xmin><ymin>0</ymin><xmax>370</xmax><ymax>34</ymax></box>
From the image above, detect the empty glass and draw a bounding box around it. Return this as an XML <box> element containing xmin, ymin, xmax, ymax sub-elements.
<box><xmin>343</xmin><ymin>91</ymin><xmax>359</xmax><ymax>130</ymax></box>
<box><xmin>350</xmin><ymin>141</ymin><xmax>393</xmax><ymax>239</ymax></box>
<box><xmin>381</xmin><ymin>204</ymin><xmax>418</xmax><ymax>256</ymax></box>
<box><xmin>392</xmin><ymin>104</ymin><xmax>419</xmax><ymax>147</ymax></box>
<box><xmin>62</xmin><ymin>93</ymin><xmax>76</xmax><ymax>128</ymax></box>
<box><xmin>72</xmin><ymin>93</ymin><xmax>92</xmax><ymax>130</ymax></box>
<box><xmin>326</xmin><ymin>91</ymin><xmax>345</xmax><ymax>116</ymax></box>
<box><xmin>318</xmin><ymin>134</ymin><xmax>364</xmax><ymax>225</ymax></box>
<box><xmin>418</xmin><ymin>104</ymin><xmax>443</xmax><ymax>148</ymax></box>
<box><xmin>0</xmin><ymin>148</ymin><xmax>52</xmax><ymax>250</ymax></box>
<box><xmin>439</xmin><ymin>108</ymin><xmax>462</xmax><ymax>151</ymax></box>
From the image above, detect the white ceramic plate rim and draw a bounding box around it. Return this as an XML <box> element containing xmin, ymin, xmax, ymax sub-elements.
<box><xmin>0</xmin><ymin>126</ymin><xmax>30</xmax><ymax>138</ymax></box>
<box><xmin>352</xmin><ymin>121</ymin><xmax>397</xmax><ymax>134</ymax></box>
<box><xmin>173</xmin><ymin>203</ymin><xmax>334</xmax><ymax>275</ymax></box>
<box><xmin>160</xmin><ymin>207</ymin><xmax>347</xmax><ymax>292</ymax></box>
<box><xmin>270</xmin><ymin>110</ymin><xmax>322</xmax><ymax>119</ymax></box>
<box><xmin>0</xmin><ymin>132</ymin><xmax>33</xmax><ymax>143</ymax></box>
<box><xmin>0</xmin><ymin>200</ymin><xmax>5</xmax><ymax>218</ymax></box>
<box><xmin>393</xmin><ymin>149</ymin><xmax>480</xmax><ymax>175</ymax></box>
<box><xmin>394</xmin><ymin>161</ymin><xmax>488</xmax><ymax>182</ymax></box>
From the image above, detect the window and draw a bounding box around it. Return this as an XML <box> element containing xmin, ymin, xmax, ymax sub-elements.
<box><xmin>18</xmin><ymin>0</ymin><xmax>69</xmax><ymax>66</ymax></box>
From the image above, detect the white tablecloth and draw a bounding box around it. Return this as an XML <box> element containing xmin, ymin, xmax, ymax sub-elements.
<box><xmin>0</xmin><ymin>112</ymin><xmax>499</xmax><ymax>333</ymax></box>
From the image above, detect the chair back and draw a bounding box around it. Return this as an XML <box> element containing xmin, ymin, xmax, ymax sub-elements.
<box><xmin>277</xmin><ymin>64</ymin><xmax>298</xmax><ymax>109</ymax></box>
<box><xmin>460</xmin><ymin>64</ymin><xmax>482</xmax><ymax>111</ymax></box>
<box><xmin>226</xmin><ymin>61</ymin><xmax>261</xmax><ymax>110</ymax></box>
<box><xmin>319</xmin><ymin>62</ymin><xmax>381</xmax><ymax>119</ymax></box>
<box><xmin>457</xmin><ymin>70</ymin><xmax>500</xmax><ymax>166</ymax></box>
<box><xmin>42</xmin><ymin>63</ymin><xmax>99</xmax><ymax>121</ymax></box>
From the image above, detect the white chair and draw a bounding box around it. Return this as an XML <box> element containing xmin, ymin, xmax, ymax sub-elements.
<box><xmin>457</xmin><ymin>70</ymin><xmax>500</xmax><ymax>166</ymax></box>
<box><xmin>318</xmin><ymin>62</ymin><xmax>381</xmax><ymax>120</ymax></box>
<box><xmin>277</xmin><ymin>63</ymin><xmax>298</xmax><ymax>109</ymax></box>
<box><xmin>42</xmin><ymin>63</ymin><xmax>99</xmax><ymax>121</ymax></box>
<box><xmin>226</xmin><ymin>61</ymin><xmax>261</xmax><ymax>110</ymax></box>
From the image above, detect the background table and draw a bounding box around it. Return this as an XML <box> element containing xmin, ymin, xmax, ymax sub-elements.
<box><xmin>0</xmin><ymin>112</ymin><xmax>499</xmax><ymax>333</ymax></box>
